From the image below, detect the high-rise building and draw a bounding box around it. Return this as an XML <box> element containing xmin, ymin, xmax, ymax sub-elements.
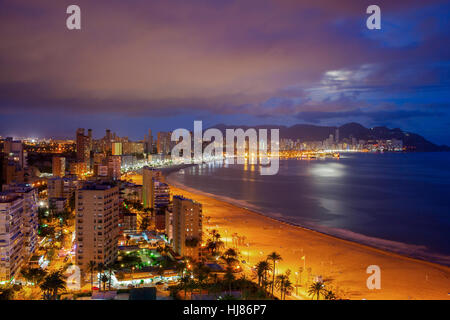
<box><xmin>76</xmin><ymin>129</ymin><xmax>86</xmax><ymax>161</ymax></box>
<box><xmin>104</xmin><ymin>129</ymin><xmax>112</xmax><ymax>154</ymax></box>
<box><xmin>154</xmin><ymin>207</ymin><xmax>166</xmax><ymax>232</ymax></box>
<box><xmin>2</xmin><ymin>184</ymin><xmax>38</xmax><ymax>257</ymax></box>
<box><xmin>76</xmin><ymin>129</ymin><xmax>91</xmax><ymax>169</ymax></box>
<box><xmin>157</xmin><ymin>132</ymin><xmax>172</xmax><ymax>155</ymax></box>
<box><xmin>4</xmin><ymin>137</ymin><xmax>25</xmax><ymax>169</ymax></box>
<box><xmin>52</xmin><ymin>156</ymin><xmax>66</xmax><ymax>177</ymax></box>
<box><xmin>69</xmin><ymin>161</ymin><xmax>87</xmax><ymax>177</ymax></box>
<box><xmin>165</xmin><ymin>205</ymin><xmax>173</xmax><ymax>242</ymax></box>
<box><xmin>48</xmin><ymin>176</ymin><xmax>79</xmax><ymax>200</ymax></box>
<box><xmin>172</xmin><ymin>195</ymin><xmax>202</xmax><ymax>260</ymax></box>
<box><xmin>335</xmin><ymin>128</ymin><xmax>340</xmax><ymax>143</ymax></box>
<box><xmin>142</xmin><ymin>167</ymin><xmax>162</xmax><ymax>208</ymax></box>
<box><xmin>0</xmin><ymin>192</ymin><xmax>24</xmax><ymax>282</ymax></box>
<box><xmin>112</xmin><ymin>142</ymin><xmax>122</xmax><ymax>156</ymax></box>
<box><xmin>75</xmin><ymin>182</ymin><xmax>120</xmax><ymax>269</ymax></box>
<box><xmin>151</xmin><ymin>179</ymin><xmax>170</xmax><ymax>209</ymax></box>
<box><xmin>107</xmin><ymin>156</ymin><xmax>121</xmax><ymax>180</ymax></box>
<box><xmin>145</xmin><ymin>129</ymin><xmax>153</xmax><ymax>154</ymax></box>
<box><xmin>87</xmin><ymin>129</ymin><xmax>93</xmax><ymax>152</ymax></box>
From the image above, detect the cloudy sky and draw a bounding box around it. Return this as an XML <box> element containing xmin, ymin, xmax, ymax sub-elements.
<box><xmin>0</xmin><ymin>0</ymin><xmax>449</xmax><ymax>144</ymax></box>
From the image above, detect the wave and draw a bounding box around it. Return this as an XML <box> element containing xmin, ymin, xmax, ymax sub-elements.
<box><xmin>167</xmin><ymin>173</ymin><xmax>450</xmax><ymax>267</ymax></box>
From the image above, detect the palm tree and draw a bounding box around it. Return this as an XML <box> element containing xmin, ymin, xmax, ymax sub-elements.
<box><xmin>87</xmin><ymin>261</ymin><xmax>96</xmax><ymax>291</ymax></box>
<box><xmin>106</xmin><ymin>263</ymin><xmax>117</xmax><ymax>290</ymax></box>
<box><xmin>180</xmin><ymin>275</ymin><xmax>190</xmax><ymax>299</ymax></box>
<box><xmin>21</xmin><ymin>267</ymin><xmax>47</xmax><ymax>285</ymax></box>
<box><xmin>40</xmin><ymin>271</ymin><xmax>66</xmax><ymax>300</ymax></box>
<box><xmin>275</xmin><ymin>274</ymin><xmax>288</xmax><ymax>300</ymax></box>
<box><xmin>221</xmin><ymin>248</ymin><xmax>239</xmax><ymax>269</ymax></box>
<box><xmin>100</xmin><ymin>274</ymin><xmax>109</xmax><ymax>291</ymax></box>
<box><xmin>255</xmin><ymin>260</ymin><xmax>271</xmax><ymax>289</ymax></box>
<box><xmin>324</xmin><ymin>289</ymin><xmax>337</xmax><ymax>300</ymax></box>
<box><xmin>282</xmin><ymin>279</ymin><xmax>293</xmax><ymax>300</ymax></box>
<box><xmin>308</xmin><ymin>281</ymin><xmax>326</xmax><ymax>300</ymax></box>
<box><xmin>266</xmin><ymin>252</ymin><xmax>282</xmax><ymax>297</ymax></box>
<box><xmin>207</xmin><ymin>230</ymin><xmax>224</xmax><ymax>256</ymax></box>
<box><xmin>193</xmin><ymin>263</ymin><xmax>211</xmax><ymax>289</ymax></box>
<box><xmin>0</xmin><ymin>287</ymin><xmax>15</xmax><ymax>300</ymax></box>
<box><xmin>275</xmin><ymin>274</ymin><xmax>293</xmax><ymax>300</ymax></box>
<box><xmin>176</xmin><ymin>261</ymin><xmax>187</xmax><ymax>278</ymax></box>
<box><xmin>224</xmin><ymin>268</ymin><xmax>235</xmax><ymax>295</ymax></box>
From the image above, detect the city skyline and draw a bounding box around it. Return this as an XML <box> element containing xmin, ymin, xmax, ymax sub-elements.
<box><xmin>0</xmin><ymin>1</ymin><xmax>449</xmax><ymax>144</ymax></box>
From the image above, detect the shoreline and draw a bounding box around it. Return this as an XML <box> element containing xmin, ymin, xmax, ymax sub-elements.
<box><xmin>164</xmin><ymin>169</ymin><xmax>450</xmax><ymax>300</ymax></box>
<box><xmin>166</xmin><ymin>172</ymin><xmax>450</xmax><ymax>268</ymax></box>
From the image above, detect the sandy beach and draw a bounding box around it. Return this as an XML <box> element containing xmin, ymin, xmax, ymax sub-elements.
<box><xmin>128</xmin><ymin>171</ymin><xmax>449</xmax><ymax>299</ymax></box>
<box><xmin>168</xmin><ymin>183</ymin><xmax>450</xmax><ymax>300</ymax></box>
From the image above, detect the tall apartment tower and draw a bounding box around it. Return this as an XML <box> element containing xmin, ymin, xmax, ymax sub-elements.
<box><xmin>172</xmin><ymin>195</ymin><xmax>202</xmax><ymax>260</ymax></box>
<box><xmin>76</xmin><ymin>128</ymin><xmax>86</xmax><ymax>162</ymax></box>
<box><xmin>75</xmin><ymin>182</ymin><xmax>120</xmax><ymax>270</ymax></box>
<box><xmin>76</xmin><ymin>129</ymin><xmax>91</xmax><ymax>170</ymax></box>
<box><xmin>4</xmin><ymin>137</ymin><xmax>25</xmax><ymax>169</ymax></box>
<box><xmin>151</xmin><ymin>179</ymin><xmax>170</xmax><ymax>209</ymax></box>
<box><xmin>87</xmin><ymin>129</ymin><xmax>93</xmax><ymax>151</ymax></box>
<box><xmin>2</xmin><ymin>184</ymin><xmax>38</xmax><ymax>257</ymax></box>
<box><xmin>142</xmin><ymin>167</ymin><xmax>162</xmax><ymax>209</ymax></box>
<box><xmin>107</xmin><ymin>155</ymin><xmax>121</xmax><ymax>180</ymax></box>
<box><xmin>103</xmin><ymin>129</ymin><xmax>112</xmax><ymax>154</ymax></box>
<box><xmin>145</xmin><ymin>129</ymin><xmax>153</xmax><ymax>154</ymax></box>
<box><xmin>52</xmin><ymin>156</ymin><xmax>66</xmax><ymax>177</ymax></box>
<box><xmin>157</xmin><ymin>132</ymin><xmax>171</xmax><ymax>155</ymax></box>
<box><xmin>0</xmin><ymin>192</ymin><xmax>24</xmax><ymax>282</ymax></box>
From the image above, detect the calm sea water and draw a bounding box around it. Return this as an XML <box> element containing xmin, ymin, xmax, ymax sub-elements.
<box><xmin>167</xmin><ymin>153</ymin><xmax>450</xmax><ymax>265</ymax></box>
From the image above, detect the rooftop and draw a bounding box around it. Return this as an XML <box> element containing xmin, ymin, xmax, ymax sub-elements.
<box><xmin>80</xmin><ymin>181</ymin><xmax>116</xmax><ymax>191</ymax></box>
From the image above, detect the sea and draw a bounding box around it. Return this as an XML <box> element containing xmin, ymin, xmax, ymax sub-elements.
<box><xmin>167</xmin><ymin>152</ymin><xmax>450</xmax><ymax>266</ymax></box>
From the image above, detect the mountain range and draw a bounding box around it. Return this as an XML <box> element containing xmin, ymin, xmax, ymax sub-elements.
<box><xmin>211</xmin><ymin>122</ymin><xmax>449</xmax><ymax>152</ymax></box>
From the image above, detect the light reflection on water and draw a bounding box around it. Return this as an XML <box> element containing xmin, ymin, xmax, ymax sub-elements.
<box><xmin>168</xmin><ymin>153</ymin><xmax>450</xmax><ymax>262</ymax></box>
<box><xmin>309</xmin><ymin>162</ymin><xmax>346</xmax><ymax>177</ymax></box>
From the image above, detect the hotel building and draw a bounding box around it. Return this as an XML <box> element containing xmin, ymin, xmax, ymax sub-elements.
<box><xmin>0</xmin><ymin>193</ymin><xmax>24</xmax><ymax>282</ymax></box>
<box><xmin>2</xmin><ymin>184</ymin><xmax>38</xmax><ymax>257</ymax></box>
<box><xmin>172</xmin><ymin>196</ymin><xmax>202</xmax><ymax>260</ymax></box>
<box><xmin>48</xmin><ymin>176</ymin><xmax>79</xmax><ymax>200</ymax></box>
<box><xmin>76</xmin><ymin>128</ymin><xmax>91</xmax><ymax>170</ymax></box>
<box><xmin>142</xmin><ymin>167</ymin><xmax>162</xmax><ymax>209</ymax></box>
<box><xmin>52</xmin><ymin>156</ymin><xmax>66</xmax><ymax>177</ymax></box>
<box><xmin>75</xmin><ymin>182</ymin><xmax>120</xmax><ymax>270</ymax></box>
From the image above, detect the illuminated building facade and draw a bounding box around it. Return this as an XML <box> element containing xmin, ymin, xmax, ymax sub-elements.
<box><xmin>52</xmin><ymin>156</ymin><xmax>66</xmax><ymax>177</ymax></box>
<box><xmin>0</xmin><ymin>193</ymin><xmax>24</xmax><ymax>282</ymax></box>
<box><xmin>75</xmin><ymin>182</ymin><xmax>119</xmax><ymax>270</ymax></box>
<box><xmin>142</xmin><ymin>167</ymin><xmax>162</xmax><ymax>209</ymax></box>
<box><xmin>172</xmin><ymin>196</ymin><xmax>202</xmax><ymax>260</ymax></box>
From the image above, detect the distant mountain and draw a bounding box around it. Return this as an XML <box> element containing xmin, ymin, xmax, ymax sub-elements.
<box><xmin>210</xmin><ymin>122</ymin><xmax>449</xmax><ymax>152</ymax></box>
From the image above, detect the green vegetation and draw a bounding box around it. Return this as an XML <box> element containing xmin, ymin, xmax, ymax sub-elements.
<box><xmin>40</xmin><ymin>270</ymin><xmax>67</xmax><ymax>300</ymax></box>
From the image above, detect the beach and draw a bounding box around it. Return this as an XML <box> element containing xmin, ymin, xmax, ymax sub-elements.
<box><xmin>128</xmin><ymin>170</ymin><xmax>450</xmax><ymax>299</ymax></box>
<box><xmin>168</xmin><ymin>183</ymin><xmax>450</xmax><ymax>300</ymax></box>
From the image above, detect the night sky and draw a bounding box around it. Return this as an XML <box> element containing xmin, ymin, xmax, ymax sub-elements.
<box><xmin>0</xmin><ymin>0</ymin><xmax>449</xmax><ymax>144</ymax></box>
